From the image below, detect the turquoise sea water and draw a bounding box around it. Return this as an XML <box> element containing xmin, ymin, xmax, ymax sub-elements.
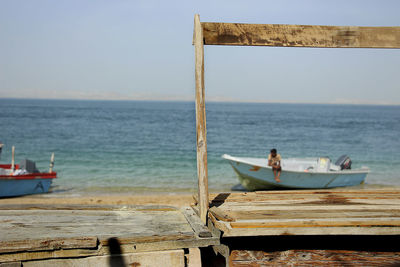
<box><xmin>1</xmin><ymin>99</ymin><xmax>399</xmax><ymax>195</ymax></box>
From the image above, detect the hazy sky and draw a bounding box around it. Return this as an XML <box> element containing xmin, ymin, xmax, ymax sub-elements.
<box><xmin>1</xmin><ymin>0</ymin><xmax>399</xmax><ymax>104</ymax></box>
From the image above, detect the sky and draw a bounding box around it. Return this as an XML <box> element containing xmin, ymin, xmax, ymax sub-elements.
<box><xmin>1</xmin><ymin>0</ymin><xmax>399</xmax><ymax>104</ymax></box>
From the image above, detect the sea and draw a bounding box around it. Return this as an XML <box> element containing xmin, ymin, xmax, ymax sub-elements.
<box><xmin>1</xmin><ymin>98</ymin><xmax>400</xmax><ymax>196</ymax></box>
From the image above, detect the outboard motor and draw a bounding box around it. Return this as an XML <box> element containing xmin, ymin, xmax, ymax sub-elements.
<box><xmin>335</xmin><ymin>155</ymin><xmax>352</xmax><ymax>170</ymax></box>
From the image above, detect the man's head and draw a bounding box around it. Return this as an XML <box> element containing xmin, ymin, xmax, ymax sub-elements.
<box><xmin>270</xmin><ymin>148</ymin><xmax>277</xmax><ymax>156</ymax></box>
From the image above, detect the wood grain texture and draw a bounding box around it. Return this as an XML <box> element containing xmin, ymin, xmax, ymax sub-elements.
<box><xmin>182</xmin><ymin>207</ymin><xmax>212</xmax><ymax>238</ymax></box>
<box><xmin>230</xmin><ymin>217</ymin><xmax>400</xmax><ymax>228</ymax></box>
<box><xmin>0</xmin><ymin>262</ymin><xmax>21</xmax><ymax>267</ymax></box>
<box><xmin>202</xmin><ymin>22</ymin><xmax>400</xmax><ymax>48</ymax></box>
<box><xmin>0</xmin><ymin>248</ymin><xmax>101</xmax><ymax>263</ymax></box>
<box><xmin>23</xmin><ymin>250</ymin><xmax>185</xmax><ymax>267</ymax></box>
<box><xmin>207</xmin><ymin>189</ymin><xmax>400</xmax><ymax>237</ymax></box>
<box><xmin>186</xmin><ymin>248</ymin><xmax>202</xmax><ymax>267</ymax></box>
<box><xmin>194</xmin><ymin>14</ymin><xmax>209</xmax><ymax>224</ymax></box>
<box><xmin>230</xmin><ymin>249</ymin><xmax>400</xmax><ymax>266</ymax></box>
<box><xmin>0</xmin><ymin>236</ymin><xmax>98</xmax><ymax>253</ymax></box>
<box><xmin>209</xmin><ymin>206</ymin><xmax>235</xmax><ymax>222</ymax></box>
<box><xmin>0</xmin><ymin>204</ymin><xmax>218</xmax><ymax>263</ymax></box>
<box><xmin>0</xmin><ymin>208</ymin><xmax>194</xmax><ymax>245</ymax></box>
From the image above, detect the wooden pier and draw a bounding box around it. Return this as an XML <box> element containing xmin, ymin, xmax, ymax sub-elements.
<box><xmin>1</xmin><ymin>189</ymin><xmax>400</xmax><ymax>266</ymax></box>
<box><xmin>208</xmin><ymin>189</ymin><xmax>400</xmax><ymax>237</ymax></box>
<box><xmin>0</xmin><ymin>204</ymin><xmax>218</xmax><ymax>266</ymax></box>
<box><xmin>197</xmin><ymin>188</ymin><xmax>400</xmax><ymax>266</ymax></box>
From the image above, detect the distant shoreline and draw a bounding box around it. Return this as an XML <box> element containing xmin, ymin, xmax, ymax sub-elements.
<box><xmin>1</xmin><ymin>97</ymin><xmax>399</xmax><ymax>106</ymax></box>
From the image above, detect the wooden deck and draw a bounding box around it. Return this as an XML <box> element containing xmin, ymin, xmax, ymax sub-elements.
<box><xmin>2</xmin><ymin>189</ymin><xmax>400</xmax><ymax>266</ymax></box>
<box><xmin>197</xmin><ymin>188</ymin><xmax>400</xmax><ymax>266</ymax></box>
<box><xmin>0</xmin><ymin>204</ymin><xmax>218</xmax><ymax>266</ymax></box>
<box><xmin>206</xmin><ymin>188</ymin><xmax>400</xmax><ymax>237</ymax></box>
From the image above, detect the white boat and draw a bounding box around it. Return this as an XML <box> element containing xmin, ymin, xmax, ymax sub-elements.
<box><xmin>222</xmin><ymin>154</ymin><xmax>369</xmax><ymax>190</ymax></box>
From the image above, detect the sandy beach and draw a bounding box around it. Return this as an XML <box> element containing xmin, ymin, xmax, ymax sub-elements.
<box><xmin>0</xmin><ymin>184</ymin><xmax>396</xmax><ymax>207</ymax></box>
<box><xmin>0</xmin><ymin>193</ymin><xmax>196</xmax><ymax>207</ymax></box>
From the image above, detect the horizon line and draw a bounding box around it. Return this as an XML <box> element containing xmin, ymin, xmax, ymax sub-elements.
<box><xmin>1</xmin><ymin>96</ymin><xmax>399</xmax><ymax>106</ymax></box>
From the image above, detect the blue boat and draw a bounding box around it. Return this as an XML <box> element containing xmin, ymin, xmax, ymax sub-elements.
<box><xmin>0</xmin><ymin>145</ymin><xmax>56</xmax><ymax>197</ymax></box>
<box><xmin>222</xmin><ymin>154</ymin><xmax>369</xmax><ymax>190</ymax></box>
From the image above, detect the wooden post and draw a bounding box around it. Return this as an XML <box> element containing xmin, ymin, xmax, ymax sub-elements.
<box><xmin>49</xmin><ymin>153</ymin><xmax>55</xmax><ymax>173</ymax></box>
<box><xmin>11</xmin><ymin>146</ymin><xmax>15</xmax><ymax>172</ymax></box>
<box><xmin>194</xmin><ymin>14</ymin><xmax>209</xmax><ymax>224</ymax></box>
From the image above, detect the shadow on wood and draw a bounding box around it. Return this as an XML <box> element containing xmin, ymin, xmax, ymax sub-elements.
<box><xmin>108</xmin><ymin>237</ymin><xmax>126</xmax><ymax>267</ymax></box>
<box><xmin>210</xmin><ymin>193</ymin><xmax>231</xmax><ymax>208</ymax></box>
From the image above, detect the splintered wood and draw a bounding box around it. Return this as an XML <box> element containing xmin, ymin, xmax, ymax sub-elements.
<box><xmin>230</xmin><ymin>249</ymin><xmax>400</xmax><ymax>267</ymax></box>
<box><xmin>194</xmin><ymin>14</ymin><xmax>209</xmax><ymax>225</ymax></box>
<box><xmin>208</xmin><ymin>188</ymin><xmax>400</xmax><ymax>237</ymax></box>
<box><xmin>201</xmin><ymin>22</ymin><xmax>400</xmax><ymax>48</ymax></box>
<box><xmin>0</xmin><ymin>205</ymin><xmax>218</xmax><ymax>265</ymax></box>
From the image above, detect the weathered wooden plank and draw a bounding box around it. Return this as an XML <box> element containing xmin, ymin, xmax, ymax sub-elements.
<box><xmin>207</xmin><ymin>214</ymin><xmax>223</xmax><ymax>239</ymax></box>
<box><xmin>2</xmin><ymin>225</ymin><xmax>193</xmax><ymax>242</ymax></box>
<box><xmin>212</xmin><ymin>196</ymin><xmax>400</xmax><ymax>204</ymax></box>
<box><xmin>0</xmin><ymin>204</ymin><xmax>220</xmax><ymax>263</ymax></box>
<box><xmin>210</xmin><ymin>193</ymin><xmax>400</xmax><ymax>207</ymax></box>
<box><xmin>215</xmin><ymin>202</ymin><xmax>400</xmax><ymax>212</ymax></box>
<box><xmin>0</xmin><ymin>209</ymin><xmax>194</xmax><ymax>243</ymax></box>
<box><xmin>0</xmin><ymin>235</ymin><xmax>219</xmax><ymax>263</ymax></box>
<box><xmin>98</xmin><ymin>234</ymin><xmax>194</xmax><ymax>246</ymax></box>
<box><xmin>213</xmin><ymin>215</ymin><xmax>400</xmax><ymax>236</ymax></box>
<box><xmin>212</xmin><ymin>200</ymin><xmax>382</xmax><ymax>209</ymax></box>
<box><xmin>202</xmin><ymin>22</ymin><xmax>400</xmax><ymax>48</ymax></box>
<box><xmin>211</xmin><ymin>189</ymin><xmax>400</xmax><ymax>198</ymax></box>
<box><xmin>209</xmin><ymin>206</ymin><xmax>235</xmax><ymax>222</ymax></box>
<box><xmin>0</xmin><ymin>248</ymin><xmax>101</xmax><ymax>263</ymax></box>
<box><xmin>230</xmin><ymin>249</ymin><xmax>400</xmax><ymax>266</ymax></box>
<box><xmin>218</xmin><ymin>225</ymin><xmax>400</xmax><ymax>237</ymax></box>
<box><xmin>230</xmin><ymin>217</ymin><xmax>400</xmax><ymax>228</ymax></box>
<box><xmin>0</xmin><ymin>237</ymin><xmax>98</xmax><ymax>253</ymax></box>
<box><xmin>181</xmin><ymin>207</ymin><xmax>212</xmax><ymax>238</ymax></box>
<box><xmin>0</xmin><ymin>262</ymin><xmax>21</xmax><ymax>267</ymax></box>
<box><xmin>225</xmin><ymin>209</ymin><xmax>400</xmax><ymax>221</ymax></box>
<box><xmin>213</xmin><ymin>204</ymin><xmax>400</xmax><ymax>212</ymax></box>
<box><xmin>194</xmin><ymin>14</ymin><xmax>209</xmax><ymax>225</ymax></box>
<box><xmin>186</xmin><ymin>248</ymin><xmax>202</xmax><ymax>267</ymax></box>
<box><xmin>0</xmin><ymin>204</ymin><xmax>178</xmax><ymax>211</ymax></box>
<box><xmin>208</xmin><ymin>212</ymin><xmax>231</xmax><ymax>234</ymax></box>
<box><xmin>0</xmin><ymin>208</ymin><xmax>182</xmax><ymax>217</ymax></box>
<box><xmin>210</xmin><ymin>190</ymin><xmax>400</xmax><ymax>204</ymax></box>
<box><xmin>98</xmin><ymin>236</ymin><xmax>219</xmax><ymax>255</ymax></box>
<box><xmin>23</xmin><ymin>250</ymin><xmax>185</xmax><ymax>267</ymax></box>
<box><xmin>207</xmin><ymin>189</ymin><xmax>400</xmax><ymax>237</ymax></box>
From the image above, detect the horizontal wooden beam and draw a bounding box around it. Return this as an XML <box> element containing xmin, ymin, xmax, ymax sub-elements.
<box><xmin>201</xmin><ymin>22</ymin><xmax>400</xmax><ymax>48</ymax></box>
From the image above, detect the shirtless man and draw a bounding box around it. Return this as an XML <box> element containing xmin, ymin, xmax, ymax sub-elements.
<box><xmin>268</xmin><ymin>148</ymin><xmax>281</xmax><ymax>182</ymax></box>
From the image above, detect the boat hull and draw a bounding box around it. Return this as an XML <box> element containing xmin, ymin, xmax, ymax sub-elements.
<box><xmin>0</xmin><ymin>171</ymin><xmax>57</xmax><ymax>197</ymax></box>
<box><xmin>224</xmin><ymin>155</ymin><xmax>368</xmax><ymax>191</ymax></box>
<box><xmin>0</xmin><ymin>178</ymin><xmax>54</xmax><ymax>197</ymax></box>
